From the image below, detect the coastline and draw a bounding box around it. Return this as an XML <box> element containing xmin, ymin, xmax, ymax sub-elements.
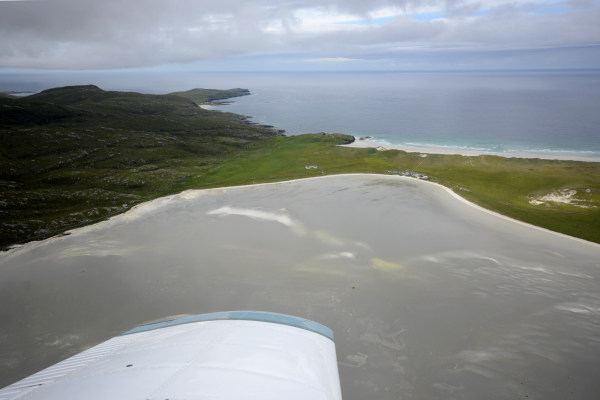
<box><xmin>4</xmin><ymin>174</ymin><xmax>598</xmax><ymax>258</ymax></box>
<box><xmin>341</xmin><ymin>137</ymin><xmax>600</xmax><ymax>162</ymax></box>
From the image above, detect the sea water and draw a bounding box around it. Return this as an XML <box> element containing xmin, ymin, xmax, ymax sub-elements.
<box><xmin>206</xmin><ymin>71</ymin><xmax>600</xmax><ymax>159</ymax></box>
<box><xmin>1</xmin><ymin>70</ymin><xmax>599</xmax><ymax>158</ymax></box>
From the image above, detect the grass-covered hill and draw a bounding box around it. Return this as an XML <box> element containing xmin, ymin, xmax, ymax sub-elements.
<box><xmin>0</xmin><ymin>85</ymin><xmax>280</xmax><ymax>248</ymax></box>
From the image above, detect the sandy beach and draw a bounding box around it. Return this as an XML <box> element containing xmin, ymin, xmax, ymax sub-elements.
<box><xmin>2</xmin><ymin>174</ymin><xmax>600</xmax><ymax>400</ymax></box>
<box><xmin>342</xmin><ymin>137</ymin><xmax>600</xmax><ymax>162</ymax></box>
<box><xmin>4</xmin><ymin>173</ymin><xmax>597</xmax><ymax>259</ymax></box>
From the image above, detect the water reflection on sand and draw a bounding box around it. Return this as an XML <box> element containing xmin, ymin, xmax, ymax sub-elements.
<box><xmin>1</xmin><ymin>175</ymin><xmax>599</xmax><ymax>399</ymax></box>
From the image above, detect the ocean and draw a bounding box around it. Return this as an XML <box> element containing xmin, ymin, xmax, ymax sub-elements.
<box><xmin>2</xmin><ymin>70</ymin><xmax>599</xmax><ymax>159</ymax></box>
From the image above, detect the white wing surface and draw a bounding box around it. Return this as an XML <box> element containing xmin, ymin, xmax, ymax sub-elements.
<box><xmin>0</xmin><ymin>311</ymin><xmax>342</xmax><ymax>400</ymax></box>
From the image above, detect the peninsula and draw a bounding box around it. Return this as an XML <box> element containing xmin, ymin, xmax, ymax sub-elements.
<box><xmin>1</xmin><ymin>85</ymin><xmax>599</xmax><ymax>248</ymax></box>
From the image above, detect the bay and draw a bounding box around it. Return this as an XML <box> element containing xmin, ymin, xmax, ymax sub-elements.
<box><xmin>207</xmin><ymin>71</ymin><xmax>600</xmax><ymax>159</ymax></box>
<box><xmin>2</xmin><ymin>70</ymin><xmax>599</xmax><ymax>158</ymax></box>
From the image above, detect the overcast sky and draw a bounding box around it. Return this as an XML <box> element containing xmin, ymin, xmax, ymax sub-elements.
<box><xmin>0</xmin><ymin>0</ymin><xmax>599</xmax><ymax>71</ymax></box>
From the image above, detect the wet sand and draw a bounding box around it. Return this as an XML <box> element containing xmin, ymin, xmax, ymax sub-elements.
<box><xmin>1</xmin><ymin>174</ymin><xmax>599</xmax><ymax>399</ymax></box>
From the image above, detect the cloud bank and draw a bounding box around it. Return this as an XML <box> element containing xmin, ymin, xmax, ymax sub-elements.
<box><xmin>0</xmin><ymin>0</ymin><xmax>599</xmax><ymax>70</ymax></box>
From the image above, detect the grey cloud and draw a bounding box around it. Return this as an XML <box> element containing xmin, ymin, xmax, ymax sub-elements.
<box><xmin>0</xmin><ymin>0</ymin><xmax>280</xmax><ymax>68</ymax></box>
<box><xmin>445</xmin><ymin>7</ymin><xmax>600</xmax><ymax>49</ymax></box>
<box><xmin>289</xmin><ymin>6</ymin><xmax>599</xmax><ymax>54</ymax></box>
<box><xmin>0</xmin><ymin>0</ymin><xmax>598</xmax><ymax>69</ymax></box>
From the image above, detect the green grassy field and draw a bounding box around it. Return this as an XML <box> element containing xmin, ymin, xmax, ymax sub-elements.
<box><xmin>191</xmin><ymin>134</ymin><xmax>600</xmax><ymax>244</ymax></box>
<box><xmin>1</xmin><ymin>86</ymin><xmax>599</xmax><ymax>248</ymax></box>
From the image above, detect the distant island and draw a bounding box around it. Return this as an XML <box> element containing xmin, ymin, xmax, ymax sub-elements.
<box><xmin>1</xmin><ymin>85</ymin><xmax>598</xmax><ymax>248</ymax></box>
<box><xmin>168</xmin><ymin>88</ymin><xmax>250</xmax><ymax>104</ymax></box>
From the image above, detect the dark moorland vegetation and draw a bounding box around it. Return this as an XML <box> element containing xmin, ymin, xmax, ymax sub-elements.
<box><xmin>0</xmin><ymin>85</ymin><xmax>280</xmax><ymax>248</ymax></box>
<box><xmin>167</xmin><ymin>88</ymin><xmax>250</xmax><ymax>104</ymax></box>
<box><xmin>1</xmin><ymin>85</ymin><xmax>599</xmax><ymax>248</ymax></box>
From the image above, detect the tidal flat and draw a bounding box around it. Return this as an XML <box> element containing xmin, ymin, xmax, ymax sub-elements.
<box><xmin>1</xmin><ymin>174</ymin><xmax>599</xmax><ymax>399</ymax></box>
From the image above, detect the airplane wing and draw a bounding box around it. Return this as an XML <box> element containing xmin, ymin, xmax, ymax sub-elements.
<box><xmin>0</xmin><ymin>311</ymin><xmax>342</xmax><ymax>400</ymax></box>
